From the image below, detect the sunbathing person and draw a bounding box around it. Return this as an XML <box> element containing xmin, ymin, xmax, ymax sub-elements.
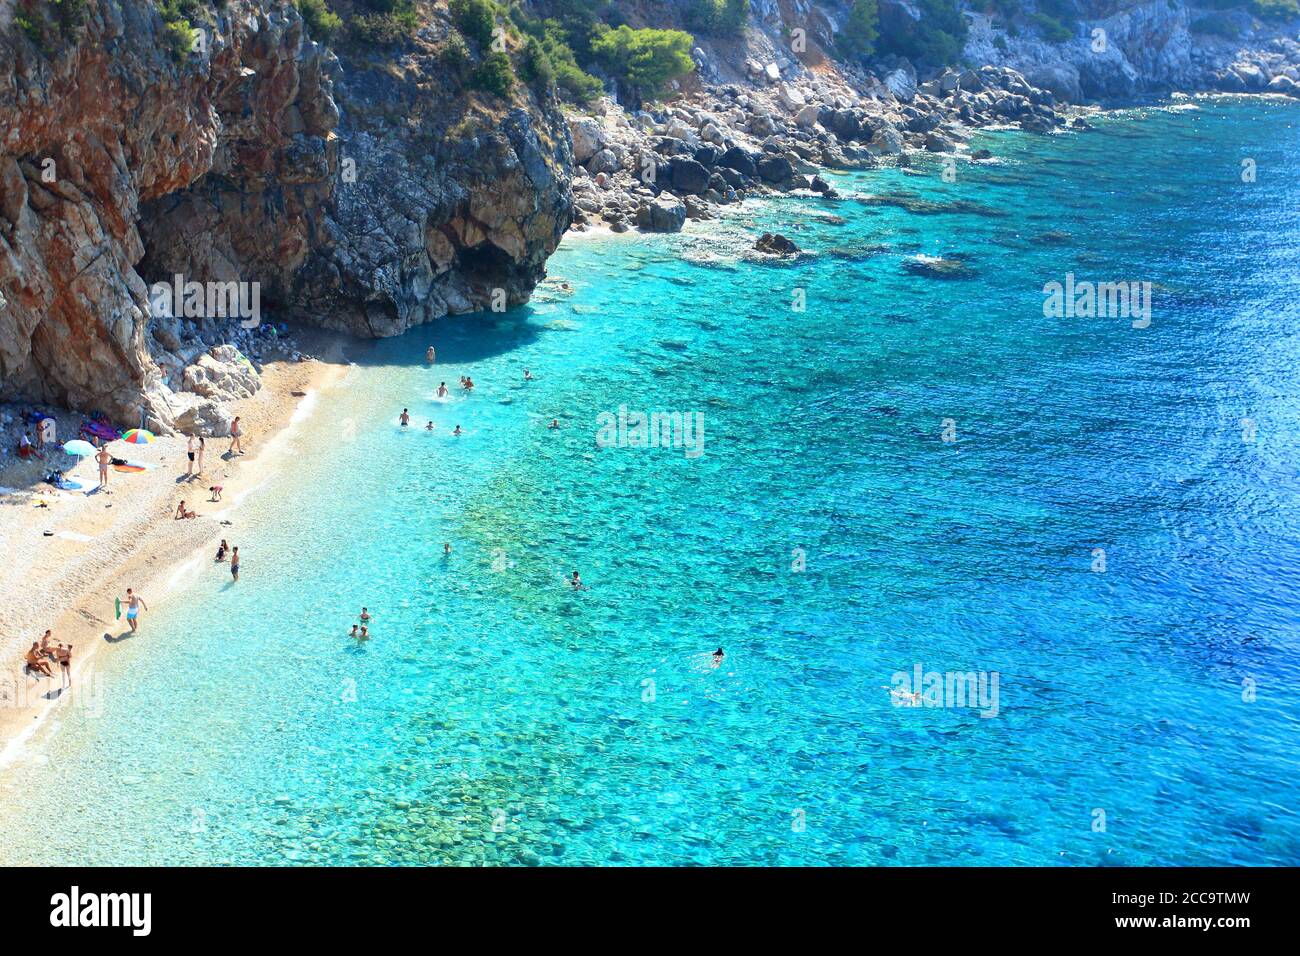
<box><xmin>175</xmin><ymin>501</ymin><xmax>197</xmax><ymax>520</ymax></box>
<box><xmin>25</xmin><ymin>642</ymin><xmax>54</xmax><ymax>678</ymax></box>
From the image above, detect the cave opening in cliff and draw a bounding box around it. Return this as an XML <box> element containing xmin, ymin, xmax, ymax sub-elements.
<box><xmin>455</xmin><ymin>243</ymin><xmax>519</xmax><ymax>301</ymax></box>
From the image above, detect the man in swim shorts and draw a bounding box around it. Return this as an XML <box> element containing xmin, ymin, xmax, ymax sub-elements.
<box><xmin>123</xmin><ymin>588</ymin><xmax>147</xmax><ymax>633</ymax></box>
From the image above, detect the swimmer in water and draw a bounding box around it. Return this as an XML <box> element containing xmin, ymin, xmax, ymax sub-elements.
<box><xmin>524</xmin><ymin>369</ymin><xmax>533</xmax><ymax>381</ymax></box>
<box><xmin>349</xmin><ymin>624</ymin><xmax>359</xmax><ymax>639</ymax></box>
<box><xmin>360</xmin><ymin>607</ymin><xmax>371</xmax><ymax>624</ymax></box>
<box><xmin>400</xmin><ymin>409</ymin><xmax>410</xmax><ymax>427</ymax></box>
<box><xmin>437</xmin><ymin>382</ymin><xmax>449</xmax><ymax>398</ymax></box>
<box><xmin>426</xmin><ymin>346</ymin><xmax>436</xmax><ymax>363</ymax></box>
<box><xmin>711</xmin><ymin>647</ymin><xmax>725</xmax><ymax>667</ymax></box>
<box><xmin>883</xmin><ymin>686</ymin><xmax>923</xmax><ymax>706</ymax></box>
<box><xmin>570</xmin><ymin>570</ymin><xmax>584</xmax><ymax>590</ymax></box>
<box><xmin>547</xmin><ymin>419</ymin><xmax>560</xmax><ymax>430</ymax></box>
<box><xmin>463</xmin><ymin>377</ymin><xmax>475</xmax><ymax>392</ymax></box>
<box><xmin>453</xmin><ymin>425</ymin><xmax>463</xmax><ymax>436</ymax></box>
<box><xmin>426</xmin><ymin>421</ymin><xmax>434</xmax><ymax>431</ymax></box>
<box><xmin>359</xmin><ymin>625</ymin><xmax>369</xmax><ymax>641</ymax></box>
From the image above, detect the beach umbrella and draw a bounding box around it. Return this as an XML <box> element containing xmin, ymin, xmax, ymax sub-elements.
<box><xmin>121</xmin><ymin>428</ymin><xmax>155</xmax><ymax>445</ymax></box>
<box><xmin>62</xmin><ymin>439</ymin><xmax>96</xmax><ymax>457</ymax></box>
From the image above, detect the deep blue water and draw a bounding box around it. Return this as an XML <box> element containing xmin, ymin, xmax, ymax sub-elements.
<box><xmin>1</xmin><ymin>97</ymin><xmax>1298</xmax><ymax>865</ymax></box>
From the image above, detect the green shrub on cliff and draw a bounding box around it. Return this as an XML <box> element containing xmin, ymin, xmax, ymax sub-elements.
<box><xmin>877</xmin><ymin>0</ymin><xmax>967</xmax><ymax>67</ymax></box>
<box><xmin>837</xmin><ymin>0</ymin><xmax>879</xmax><ymax>60</ymax></box>
<box><xmin>162</xmin><ymin>18</ymin><xmax>195</xmax><ymax>58</ymax></box>
<box><xmin>472</xmin><ymin>49</ymin><xmax>516</xmax><ymax>97</ymax></box>
<box><xmin>590</xmin><ymin>24</ymin><xmax>695</xmax><ymax>101</ymax></box>
<box><xmin>294</xmin><ymin>0</ymin><xmax>343</xmax><ymax>41</ymax></box>
<box><xmin>520</xmin><ymin>34</ymin><xmax>555</xmax><ymax>86</ymax></box>
<box><xmin>1251</xmin><ymin>0</ymin><xmax>1300</xmax><ymax>19</ymax></box>
<box><xmin>451</xmin><ymin>0</ymin><xmax>498</xmax><ymax>47</ymax></box>
<box><xmin>346</xmin><ymin>0</ymin><xmax>419</xmax><ymax>46</ymax></box>
<box><xmin>1029</xmin><ymin>12</ymin><xmax>1073</xmax><ymax>41</ymax></box>
<box><xmin>684</xmin><ymin>0</ymin><xmax>749</xmax><ymax>38</ymax></box>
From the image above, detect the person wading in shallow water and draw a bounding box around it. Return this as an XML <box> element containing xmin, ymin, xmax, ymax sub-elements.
<box><xmin>230</xmin><ymin>547</ymin><xmax>240</xmax><ymax>581</ymax></box>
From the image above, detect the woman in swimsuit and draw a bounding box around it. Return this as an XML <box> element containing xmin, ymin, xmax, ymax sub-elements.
<box><xmin>437</xmin><ymin>382</ymin><xmax>449</xmax><ymax>398</ymax></box>
<box><xmin>215</xmin><ymin>539</ymin><xmax>229</xmax><ymax>562</ymax></box>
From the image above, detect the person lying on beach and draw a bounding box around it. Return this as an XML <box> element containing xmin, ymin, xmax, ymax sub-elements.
<box><xmin>175</xmin><ymin>501</ymin><xmax>197</xmax><ymax>520</ymax></box>
<box><xmin>215</xmin><ymin>539</ymin><xmax>229</xmax><ymax>562</ymax></box>
<box><xmin>400</xmin><ymin>409</ymin><xmax>410</xmax><ymax>427</ymax></box>
<box><xmin>25</xmin><ymin>642</ymin><xmax>54</xmax><ymax>678</ymax></box>
<box><xmin>437</xmin><ymin>382</ymin><xmax>449</xmax><ymax>398</ymax></box>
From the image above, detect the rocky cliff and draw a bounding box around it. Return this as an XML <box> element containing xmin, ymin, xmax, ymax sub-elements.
<box><xmin>0</xmin><ymin>0</ymin><xmax>572</xmax><ymax>429</ymax></box>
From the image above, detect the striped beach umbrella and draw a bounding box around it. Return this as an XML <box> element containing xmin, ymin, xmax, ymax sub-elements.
<box><xmin>121</xmin><ymin>428</ymin><xmax>156</xmax><ymax>445</ymax></box>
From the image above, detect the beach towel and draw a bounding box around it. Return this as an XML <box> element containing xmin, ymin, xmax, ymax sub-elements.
<box><xmin>112</xmin><ymin>464</ymin><xmax>146</xmax><ymax>473</ymax></box>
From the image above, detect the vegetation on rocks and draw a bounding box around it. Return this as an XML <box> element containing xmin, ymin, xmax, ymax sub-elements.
<box><xmin>590</xmin><ymin>24</ymin><xmax>695</xmax><ymax>101</ymax></box>
<box><xmin>837</xmin><ymin>0</ymin><xmax>879</xmax><ymax>61</ymax></box>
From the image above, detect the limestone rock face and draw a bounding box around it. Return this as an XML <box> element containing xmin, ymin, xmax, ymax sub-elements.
<box><xmin>636</xmin><ymin>193</ymin><xmax>687</xmax><ymax>233</ymax></box>
<box><xmin>0</xmin><ymin>0</ymin><xmax>572</xmax><ymax>425</ymax></box>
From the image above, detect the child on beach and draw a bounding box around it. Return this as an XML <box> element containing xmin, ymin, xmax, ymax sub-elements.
<box><xmin>209</xmin><ymin>485</ymin><xmax>223</xmax><ymax>502</ymax></box>
<box><xmin>96</xmin><ymin>445</ymin><xmax>111</xmax><ymax>488</ymax></box>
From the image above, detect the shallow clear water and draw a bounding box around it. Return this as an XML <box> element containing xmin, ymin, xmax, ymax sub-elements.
<box><xmin>2</xmin><ymin>98</ymin><xmax>1299</xmax><ymax>865</ymax></box>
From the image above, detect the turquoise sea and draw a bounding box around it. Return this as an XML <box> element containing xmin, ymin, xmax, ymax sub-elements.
<box><xmin>2</xmin><ymin>97</ymin><xmax>1298</xmax><ymax>865</ymax></box>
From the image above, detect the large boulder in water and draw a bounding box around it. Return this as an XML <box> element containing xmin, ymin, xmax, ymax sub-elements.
<box><xmin>636</xmin><ymin>193</ymin><xmax>687</xmax><ymax>233</ymax></box>
<box><xmin>754</xmin><ymin>233</ymin><xmax>799</xmax><ymax>256</ymax></box>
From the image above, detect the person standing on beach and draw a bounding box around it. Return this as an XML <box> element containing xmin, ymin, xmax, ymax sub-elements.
<box><xmin>122</xmin><ymin>588</ymin><xmax>147</xmax><ymax>632</ymax></box>
<box><xmin>229</xmin><ymin>417</ymin><xmax>244</xmax><ymax>456</ymax></box>
<box><xmin>230</xmin><ymin>547</ymin><xmax>240</xmax><ymax>581</ymax></box>
<box><xmin>95</xmin><ymin>445</ymin><xmax>111</xmax><ymax>489</ymax></box>
<box><xmin>186</xmin><ymin>434</ymin><xmax>197</xmax><ymax>477</ymax></box>
<box><xmin>196</xmin><ymin>435</ymin><xmax>205</xmax><ymax>475</ymax></box>
<box><xmin>58</xmin><ymin>644</ymin><xmax>72</xmax><ymax>689</ymax></box>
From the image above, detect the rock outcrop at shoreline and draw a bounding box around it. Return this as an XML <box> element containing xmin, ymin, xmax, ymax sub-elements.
<box><xmin>0</xmin><ymin>0</ymin><xmax>571</xmax><ymax>428</ymax></box>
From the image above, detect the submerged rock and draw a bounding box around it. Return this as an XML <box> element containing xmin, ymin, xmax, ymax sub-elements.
<box><xmin>903</xmin><ymin>257</ymin><xmax>975</xmax><ymax>280</ymax></box>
